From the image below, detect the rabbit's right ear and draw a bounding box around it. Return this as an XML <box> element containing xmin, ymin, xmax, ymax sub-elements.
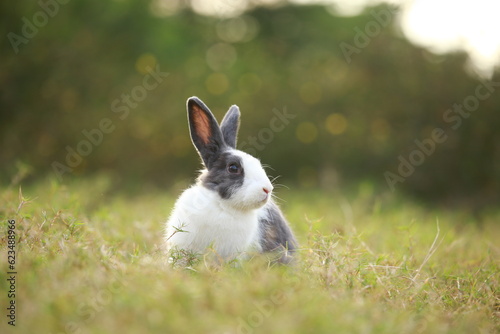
<box><xmin>187</xmin><ymin>97</ymin><xmax>226</xmax><ymax>169</ymax></box>
<box><xmin>220</xmin><ymin>105</ymin><xmax>240</xmax><ymax>149</ymax></box>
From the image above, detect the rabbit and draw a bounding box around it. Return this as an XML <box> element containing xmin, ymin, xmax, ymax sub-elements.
<box><xmin>165</xmin><ymin>97</ymin><xmax>297</xmax><ymax>264</ymax></box>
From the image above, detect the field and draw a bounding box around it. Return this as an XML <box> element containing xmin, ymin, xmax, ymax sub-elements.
<box><xmin>1</xmin><ymin>175</ymin><xmax>499</xmax><ymax>334</ymax></box>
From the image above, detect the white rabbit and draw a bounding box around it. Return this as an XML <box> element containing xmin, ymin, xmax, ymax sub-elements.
<box><xmin>165</xmin><ymin>97</ymin><xmax>297</xmax><ymax>264</ymax></box>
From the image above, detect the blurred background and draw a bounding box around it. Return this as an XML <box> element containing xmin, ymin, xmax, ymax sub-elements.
<box><xmin>1</xmin><ymin>0</ymin><xmax>499</xmax><ymax>209</ymax></box>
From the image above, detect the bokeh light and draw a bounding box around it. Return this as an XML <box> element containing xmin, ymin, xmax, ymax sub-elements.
<box><xmin>326</xmin><ymin>113</ymin><xmax>348</xmax><ymax>135</ymax></box>
<box><xmin>206</xmin><ymin>43</ymin><xmax>238</xmax><ymax>71</ymax></box>
<box><xmin>136</xmin><ymin>53</ymin><xmax>158</xmax><ymax>75</ymax></box>
<box><xmin>296</xmin><ymin>122</ymin><xmax>318</xmax><ymax>144</ymax></box>
<box><xmin>216</xmin><ymin>15</ymin><xmax>259</xmax><ymax>43</ymax></box>
<box><xmin>206</xmin><ymin>73</ymin><xmax>229</xmax><ymax>95</ymax></box>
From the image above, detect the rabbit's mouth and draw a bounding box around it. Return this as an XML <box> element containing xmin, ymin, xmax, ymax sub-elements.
<box><xmin>258</xmin><ymin>192</ymin><xmax>271</xmax><ymax>205</ymax></box>
<box><xmin>237</xmin><ymin>194</ymin><xmax>270</xmax><ymax>211</ymax></box>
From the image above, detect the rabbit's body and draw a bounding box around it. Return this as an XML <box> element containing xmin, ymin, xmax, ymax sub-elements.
<box><xmin>166</xmin><ymin>180</ymin><xmax>262</xmax><ymax>260</ymax></box>
<box><xmin>165</xmin><ymin>97</ymin><xmax>297</xmax><ymax>263</ymax></box>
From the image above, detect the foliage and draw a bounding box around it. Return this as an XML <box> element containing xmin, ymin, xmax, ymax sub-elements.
<box><xmin>1</xmin><ymin>1</ymin><xmax>499</xmax><ymax>205</ymax></box>
<box><xmin>0</xmin><ymin>177</ymin><xmax>498</xmax><ymax>333</ymax></box>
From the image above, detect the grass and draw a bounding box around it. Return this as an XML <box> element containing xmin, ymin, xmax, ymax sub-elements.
<box><xmin>1</xmin><ymin>175</ymin><xmax>499</xmax><ymax>334</ymax></box>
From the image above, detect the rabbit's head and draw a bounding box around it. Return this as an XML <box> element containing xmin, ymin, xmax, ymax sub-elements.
<box><xmin>187</xmin><ymin>97</ymin><xmax>273</xmax><ymax>211</ymax></box>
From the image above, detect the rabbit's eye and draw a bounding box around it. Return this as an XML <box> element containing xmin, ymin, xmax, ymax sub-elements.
<box><xmin>227</xmin><ymin>163</ymin><xmax>241</xmax><ymax>174</ymax></box>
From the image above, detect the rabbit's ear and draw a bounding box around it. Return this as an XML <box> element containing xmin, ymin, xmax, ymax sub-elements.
<box><xmin>187</xmin><ymin>97</ymin><xmax>226</xmax><ymax>169</ymax></box>
<box><xmin>220</xmin><ymin>105</ymin><xmax>240</xmax><ymax>149</ymax></box>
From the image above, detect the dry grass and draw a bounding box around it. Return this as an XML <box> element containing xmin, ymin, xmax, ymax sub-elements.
<box><xmin>1</xmin><ymin>175</ymin><xmax>499</xmax><ymax>333</ymax></box>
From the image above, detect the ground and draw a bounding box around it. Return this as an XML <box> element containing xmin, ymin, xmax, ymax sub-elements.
<box><xmin>0</xmin><ymin>175</ymin><xmax>499</xmax><ymax>333</ymax></box>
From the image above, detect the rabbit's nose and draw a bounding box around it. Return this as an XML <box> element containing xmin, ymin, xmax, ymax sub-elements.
<box><xmin>263</xmin><ymin>186</ymin><xmax>273</xmax><ymax>194</ymax></box>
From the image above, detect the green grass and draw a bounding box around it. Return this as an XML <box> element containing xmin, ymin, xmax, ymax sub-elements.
<box><xmin>1</xmin><ymin>175</ymin><xmax>499</xmax><ymax>334</ymax></box>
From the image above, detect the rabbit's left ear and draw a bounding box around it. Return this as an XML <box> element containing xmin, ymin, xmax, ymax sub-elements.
<box><xmin>187</xmin><ymin>97</ymin><xmax>226</xmax><ymax>169</ymax></box>
<box><xmin>220</xmin><ymin>105</ymin><xmax>240</xmax><ymax>149</ymax></box>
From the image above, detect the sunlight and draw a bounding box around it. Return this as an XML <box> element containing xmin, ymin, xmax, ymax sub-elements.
<box><xmin>191</xmin><ymin>0</ymin><xmax>249</xmax><ymax>17</ymax></box>
<box><xmin>400</xmin><ymin>0</ymin><xmax>500</xmax><ymax>77</ymax></box>
<box><xmin>186</xmin><ymin>0</ymin><xmax>499</xmax><ymax>77</ymax></box>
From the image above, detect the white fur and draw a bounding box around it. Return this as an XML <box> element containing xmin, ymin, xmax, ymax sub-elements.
<box><xmin>165</xmin><ymin>150</ymin><xmax>273</xmax><ymax>260</ymax></box>
<box><xmin>222</xmin><ymin>150</ymin><xmax>273</xmax><ymax>210</ymax></box>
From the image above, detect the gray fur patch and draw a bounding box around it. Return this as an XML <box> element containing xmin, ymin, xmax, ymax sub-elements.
<box><xmin>201</xmin><ymin>151</ymin><xmax>244</xmax><ymax>199</ymax></box>
<box><xmin>259</xmin><ymin>200</ymin><xmax>298</xmax><ymax>263</ymax></box>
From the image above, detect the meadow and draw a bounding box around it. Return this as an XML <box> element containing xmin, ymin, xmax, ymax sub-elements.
<box><xmin>1</xmin><ymin>175</ymin><xmax>499</xmax><ymax>334</ymax></box>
